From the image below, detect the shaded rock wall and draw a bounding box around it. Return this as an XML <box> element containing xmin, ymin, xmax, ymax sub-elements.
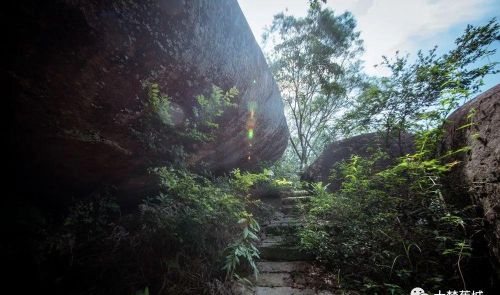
<box><xmin>10</xmin><ymin>0</ymin><xmax>288</xmax><ymax>197</ymax></box>
<box><xmin>441</xmin><ymin>84</ymin><xmax>500</xmax><ymax>264</ymax></box>
<box><xmin>302</xmin><ymin>133</ymin><xmax>414</xmax><ymax>191</ymax></box>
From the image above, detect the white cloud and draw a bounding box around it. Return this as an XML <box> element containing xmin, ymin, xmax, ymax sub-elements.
<box><xmin>238</xmin><ymin>0</ymin><xmax>499</xmax><ymax>76</ymax></box>
<box><xmin>237</xmin><ymin>0</ymin><xmax>308</xmax><ymax>42</ymax></box>
<box><xmin>344</xmin><ymin>0</ymin><xmax>499</xmax><ymax>75</ymax></box>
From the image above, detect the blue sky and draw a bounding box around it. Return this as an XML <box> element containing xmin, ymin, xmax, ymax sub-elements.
<box><xmin>237</xmin><ymin>0</ymin><xmax>500</xmax><ymax>92</ymax></box>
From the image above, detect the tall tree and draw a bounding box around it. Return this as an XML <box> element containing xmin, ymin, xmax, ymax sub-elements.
<box><xmin>264</xmin><ymin>5</ymin><xmax>364</xmax><ymax>170</ymax></box>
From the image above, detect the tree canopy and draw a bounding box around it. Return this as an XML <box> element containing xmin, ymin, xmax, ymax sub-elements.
<box><xmin>264</xmin><ymin>5</ymin><xmax>364</xmax><ymax>170</ymax></box>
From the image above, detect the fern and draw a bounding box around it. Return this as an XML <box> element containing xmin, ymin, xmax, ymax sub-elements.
<box><xmin>223</xmin><ymin>213</ymin><xmax>260</xmax><ymax>282</ymax></box>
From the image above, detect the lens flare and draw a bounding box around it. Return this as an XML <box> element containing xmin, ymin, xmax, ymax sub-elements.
<box><xmin>246</xmin><ymin>100</ymin><xmax>257</xmax><ymax>161</ymax></box>
<box><xmin>248</xmin><ymin>128</ymin><xmax>254</xmax><ymax>140</ymax></box>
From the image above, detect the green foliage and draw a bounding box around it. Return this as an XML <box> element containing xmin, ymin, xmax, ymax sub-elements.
<box><xmin>264</xmin><ymin>5</ymin><xmax>364</xmax><ymax>169</ymax></box>
<box><xmin>186</xmin><ymin>85</ymin><xmax>238</xmax><ymax>141</ymax></box>
<box><xmin>300</xmin><ymin>141</ymin><xmax>472</xmax><ymax>292</ymax></box>
<box><xmin>151</xmin><ymin>169</ymin><xmax>260</xmax><ymax>248</ymax></box>
<box><xmin>151</xmin><ymin>167</ymin><xmax>247</xmax><ymax>224</ymax></box>
<box><xmin>223</xmin><ymin>212</ymin><xmax>261</xmax><ymax>283</ymax></box>
<box><xmin>145</xmin><ymin>167</ymin><xmax>271</xmax><ymax>291</ymax></box>
<box><xmin>273</xmin><ymin>178</ymin><xmax>294</xmax><ymax>188</ymax></box>
<box><xmin>300</xmin><ymin>154</ymin><xmax>395</xmax><ymax>273</ymax></box>
<box><xmin>194</xmin><ymin>86</ymin><xmax>238</xmax><ymax>128</ymax></box>
<box><xmin>231</xmin><ymin>168</ymin><xmax>273</xmax><ymax>193</ymax></box>
<box><xmin>134</xmin><ymin>287</ymin><xmax>150</xmax><ymax>295</ymax></box>
<box><xmin>309</xmin><ymin>0</ymin><xmax>327</xmax><ymax>9</ymax></box>
<box><xmin>147</xmin><ymin>83</ymin><xmax>238</xmax><ymax>142</ymax></box>
<box><xmin>266</xmin><ymin>148</ymin><xmax>303</xmax><ymax>181</ymax></box>
<box><xmin>298</xmin><ymin>20</ymin><xmax>498</xmax><ymax>289</ymax></box>
<box><xmin>339</xmin><ymin>19</ymin><xmax>498</xmax><ymax>138</ymax></box>
<box><xmin>229</xmin><ymin>167</ymin><xmax>298</xmax><ymax>200</ymax></box>
<box><xmin>149</xmin><ymin>83</ymin><xmax>173</xmax><ymax>125</ymax></box>
<box><xmin>51</xmin><ymin>189</ymin><xmax>121</xmax><ymax>253</ymax></box>
<box><xmin>37</xmin><ymin>167</ymin><xmax>266</xmax><ymax>294</ymax></box>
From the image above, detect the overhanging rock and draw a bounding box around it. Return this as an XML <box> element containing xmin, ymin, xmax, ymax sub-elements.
<box><xmin>12</xmin><ymin>0</ymin><xmax>289</xmax><ymax>196</ymax></box>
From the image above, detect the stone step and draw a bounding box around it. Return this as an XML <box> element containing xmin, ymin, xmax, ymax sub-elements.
<box><xmin>236</xmin><ymin>285</ymin><xmax>334</xmax><ymax>295</ymax></box>
<box><xmin>259</xmin><ymin>234</ymin><xmax>300</xmax><ymax>248</ymax></box>
<box><xmin>281</xmin><ymin>205</ymin><xmax>301</xmax><ymax>215</ymax></box>
<box><xmin>254</xmin><ymin>272</ymin><xmax>304</xmax><ymax>287</ymax></box>
<box><xmin>264</xmin><ymin>221</ymin><xmax>303</xmax><ymax>235</ymax></box>
<box><xmin>282</xmin><ymin>190</ymin><xmax>311</xmax><ymax>197</ymax></box>
<box><xmin>257</xmin><ymin>261</ymin><xmax>311</xmax><ymax>273</ymax></box>
<box><xmin>254</xmin><ymin>287</ymin><xmax>333</xmax><ymax>295</ymax></box>
<box><xmin>268</xmin><ymin>216</ymin><xmax>303</xmax><ymax>225</ymax></box>
<box><xmin>259</xmin><ymin>245</ymin><xmax>314</xmax><ymax>261</ymax></box>
<box><xmin>259</xmin><ymin>235</ymin><xmax>289</xmax><ymax>246</ymax></box>
<box><xmin>282</xmin><ymin>196</ymin><xmax>312</xmax><ymax>206</ymax></box>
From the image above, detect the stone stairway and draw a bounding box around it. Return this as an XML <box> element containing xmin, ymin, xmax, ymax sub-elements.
<box><xmin>234</xmin><ymin>189</ymin><xmax>335</xmax><ymax>295</ymax></box>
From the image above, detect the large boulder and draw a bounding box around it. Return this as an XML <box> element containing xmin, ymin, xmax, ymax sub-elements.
<box><xmin>441</xmin><ymin>84</ymin><xmax>500</xmax><ymax>263</ymax></box>
<box><xmin>11</xmin><ymin>0</ymin><xmax>288</xmax><ymax>197</ymax></box>
<box><xmin>302</xmin><ymin>132</ymin><xmax>414</xmax><ymax>191</ymax></box>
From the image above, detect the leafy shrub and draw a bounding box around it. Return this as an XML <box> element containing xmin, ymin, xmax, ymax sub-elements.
<box><xmin>297</xmin><ymin>26</ymin><xmax>500</xmax><ymax>290</ymax></box>
<box><xmin>147</xmin><ymin>83</ymin><xmax>238</xmax><ymax>142</ymax></box>
<box><xmin>193</xmin><ymin>86</ymin><xmax>238</xmax><ymax>130</ymax></box>
<box><xmin>148</xmin><ymin>83</ymin><xmax>173</xmax><ymax>125</ymax></box>
<box><xmin>35</xmin><ymin>167</ymin><xmax>266</xmax><ymax>295</ymax></box>
<box><xmin>299</xmin><ymin>130</ymin><xmax>478</xmax><ymax>293</ymax></box>
<box><xmin>231</xmin><ymin>168</ymin><xmax>299</xmax><ymax>200</ymax></box>
<box><xmin>223</xmin><ymin>212</ymin><xmax>261</xmax><ymax>283</ymax></box>
<box><xmin>231</xmin><ymin>168</ymin><xmax>273</xmax><ymax>194</ymax></box>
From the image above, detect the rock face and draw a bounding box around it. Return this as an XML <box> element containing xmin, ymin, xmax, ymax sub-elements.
<box><xmin>441</xmin><ymin>84</ymin><xmax>500</xmax><ymax>264</ymax></box>
<box><xmin>302</xmin><ymin>133</ymin><xmax>414</xmax><ymax>191</ymax></box>
<box><xmin>11</xmin><ymin>0</ymin><xmax>288</xmax><ymax>196</ymax></box>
